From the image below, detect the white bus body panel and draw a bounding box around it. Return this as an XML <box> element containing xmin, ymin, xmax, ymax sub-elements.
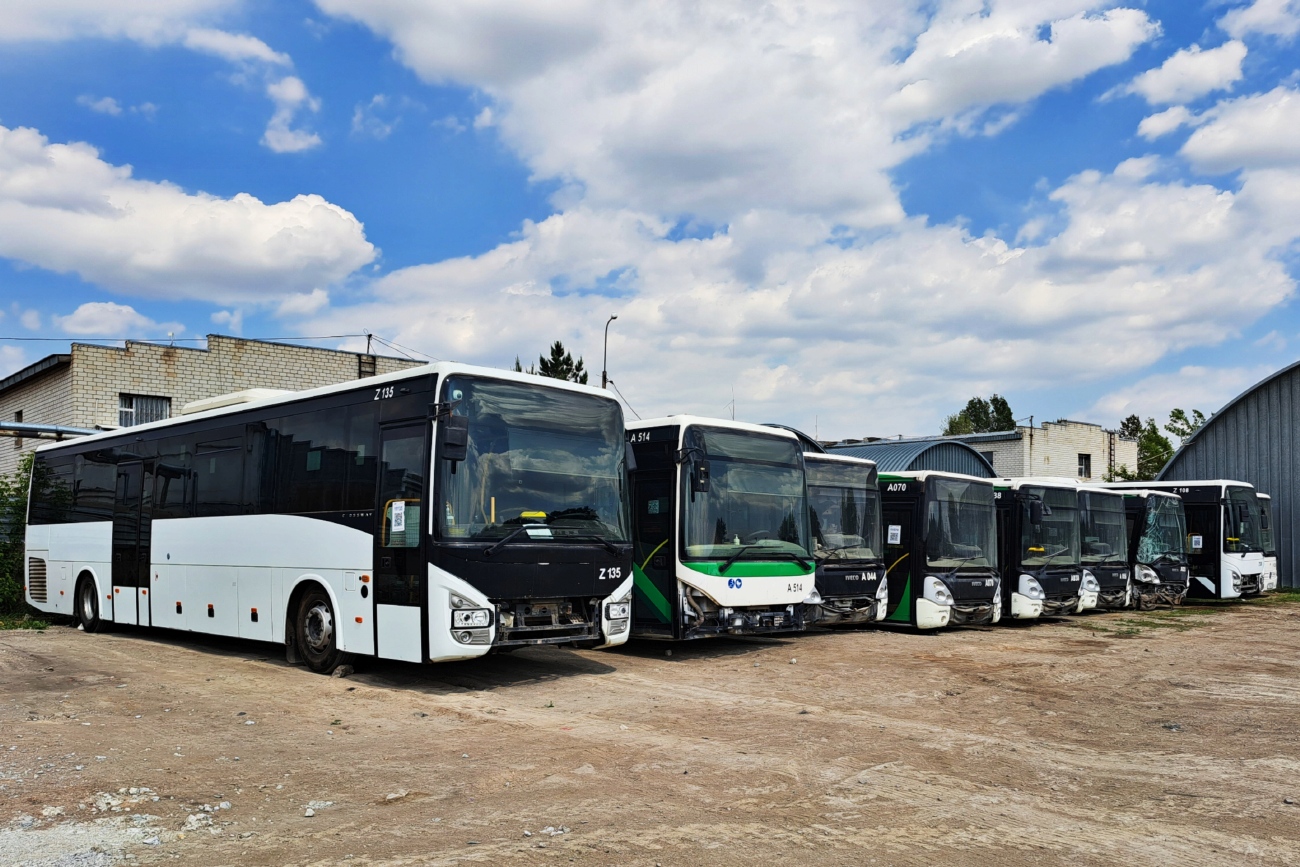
<box><xmin>676</xmin><ymin>563</ymin><xmax>809</xmax><ymax>609</ymax></box>
<box><xmin>426</xmin><ymin>566</ymin><xmax>494</xmax><ymax>663</ymax></box>
<box><xmin>26</xmin><ymin>522</ymin><xmax>111</xmax><ymax>619</ymax></box>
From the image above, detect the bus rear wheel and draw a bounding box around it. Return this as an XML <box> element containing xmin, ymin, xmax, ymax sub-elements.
<box><xmin>76</xmin><ymin>577</ymin><xmax>106</xmax><ymax>633</ymax></box>
<box><xmin>297</xmin><ymin>588</ymin><xmax>347</xmax><ymax>674</ymax></box>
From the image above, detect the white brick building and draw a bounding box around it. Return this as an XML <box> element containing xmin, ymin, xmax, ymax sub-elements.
<box><xmin>936</xmin><ymin>419</ymin><xmax>1138</xmax><ymax>480</ymax></box>
<box><xmin>0</xmin><ymin>335</ymin><xmax>423</xmax><ymax>476</ymax></box>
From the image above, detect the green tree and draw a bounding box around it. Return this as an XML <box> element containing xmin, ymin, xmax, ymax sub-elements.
<box><xmin>0</xmin><ymin>452</ymin><xmax>35</xmax><ymax>613</ymax></box>
<box><xmin>1165</xmin><ymin>408</ymin><xmax>1206</xmax><ymax>445</ymax></box>
<box><xmin>1108</xmin><ymin>414</ymin><xmax>1173</xmax><ymax>481</ymax></box>
<box><xmin>518</xmin><ymin>341</ymin><xmax>588</xmax><ymax>384</ymax></box>
<box><xmin>943</xmin><ymin>394</ymin><xmax>1015</xmax><ymax>435</ymax></box>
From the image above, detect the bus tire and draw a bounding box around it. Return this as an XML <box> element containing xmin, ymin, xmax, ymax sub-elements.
<box><xmin>296</xmin><ymin>587</ymin><xmax>348</xmax><ymax>674</ymax></box>
<box><xmin>76</xmin><ymin>576</ymin><xmax>107</xmax><ymax>633</ymax></box>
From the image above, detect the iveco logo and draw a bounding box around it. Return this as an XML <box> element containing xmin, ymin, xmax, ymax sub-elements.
<box><xmin>727</xmin><ymin>578</ymin><xmax>743</xmax><ymax>589</ymax></box>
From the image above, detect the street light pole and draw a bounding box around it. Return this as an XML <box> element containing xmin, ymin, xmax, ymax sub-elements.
<box><xmin>601</xmin><ymin>315</ymin><xmax>618</xmax><ymax>389</ymax></box>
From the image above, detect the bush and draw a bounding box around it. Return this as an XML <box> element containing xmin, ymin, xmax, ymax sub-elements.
<box><xmin>0</xmin><ymin>452</ymin><xmax>34</xmax><ymax>614</ymax></box>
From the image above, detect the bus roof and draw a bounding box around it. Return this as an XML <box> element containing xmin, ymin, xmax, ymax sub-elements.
<box><xmin>878</xmin><ymin>470</ymin><xmax>993</xmax><ymax>485</ymax></box>
<box><xmin>626</xmin><ymin>415</ymin><xmax>802</xmax><ymax>441</ymax></box>
<box><xmin>34</xmin><ymin>360</ymin><xmax>622</xmax><ymax>454</ymax></box>
<box><xmin>803</xmin><ymin>452</ymin><xmax>877</xmax><ymax>469</ymax></box>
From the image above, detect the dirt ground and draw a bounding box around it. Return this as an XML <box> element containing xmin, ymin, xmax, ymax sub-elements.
<box><xmin>3</xmin><ymin>597</ymin><xmax>1300</xmax><ymax>867</ymax></box>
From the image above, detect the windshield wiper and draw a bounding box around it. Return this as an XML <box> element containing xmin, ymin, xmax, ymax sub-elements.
<box><xmin>940</xmin><ymin>554</ymin><xmax>989</xmax><ymax>576</ymax></box>
<box><xmin>549</xmin><ymin>533</ymin><xmax>629</xmax><ymax>556</ymax></box>
<box><xmin>482</xmin><ymin>525</ymin><xmax>539</xmax><ymax>557</ymax></box>
<box><xmin>719</xmin><ymin>546</ymin><xmax>811</xmax><ymax>573</ymax></box>
<box><xmin>484</xmin><ymin>526</ymin><xmax>629</xmax><ymax>557</ymax></box>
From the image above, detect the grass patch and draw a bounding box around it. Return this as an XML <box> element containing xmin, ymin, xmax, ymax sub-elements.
<box><xmin>1253</xmin><ymin>588</ymin><xmax>1300</xmax><ymax>606</ymax></box>
<box><xmin>1113</xmin><ymin>616</ymin><xmax>1209</xmax><ymax>632</ymax></box>
<box><xmin>0</xmin><ymin>613</ymin><xmax>50</xmax><ymax>630</ymax></box>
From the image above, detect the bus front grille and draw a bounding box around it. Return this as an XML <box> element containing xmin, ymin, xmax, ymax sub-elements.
<box><xmin>27</xmin><ymin>558</ymin><xmax>47</xmax><ymax>603</ymax></box>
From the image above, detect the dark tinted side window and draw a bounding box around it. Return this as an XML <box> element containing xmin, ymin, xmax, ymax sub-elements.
<box><xmin>193</xmin><ymin>431</ymin><xmax>246</xmax><ymax>517</ymax></box>
<box><xmin>73</xmin><ymin>451</ymin><xmax>117</xmax><ymax>522</ymax></box>
<box><xmin>29</xmin><ymin>454</ymin><xmax>75</xmax><ymax>525</ymax></box>
<box><xmin>153</xmin><ymin>438</ymin><xmax>193</xmax><ymax>520</ymax></box>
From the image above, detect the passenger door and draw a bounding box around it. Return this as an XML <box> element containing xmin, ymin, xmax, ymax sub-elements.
<box><xmin>373</xmin><ymin>424</ymin><xmax>428</xmax><ymax>662</ymax></box>
<box><xmin>112</xmin><ymin>460</ymin><xmax>154</xmax><ymax>626</ymax></box>
<box><xmin>881</xmin><ymin>502</ymin><xmax>914</xmax><ymax>622</ymax></box>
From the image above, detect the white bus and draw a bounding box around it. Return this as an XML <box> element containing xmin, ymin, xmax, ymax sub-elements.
<box><xmin>1104</xmin><ymin>480</ymin><xmax>1264</xmax><ymax>599</ymax></box>
<box><xmin>1258</xmin><ymin>492</ymin><xmax>1278</xmax><ymax>592</ymax></box>
<box><xmin>24</xmin><ymin>363</ymin><xmax>634</xmax><ymax>672</ymax></box>
<box><xmin>625</xmin><ymin>417</ymin><xmax>816</xmax><ymax>639</ymax></box>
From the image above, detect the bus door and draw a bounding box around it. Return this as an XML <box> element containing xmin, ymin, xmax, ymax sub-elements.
<box><xmin>882</xmin><ymin>501</ymin><xmax>914</xmax><ymax>622</ymax></box>
<box><xmin>373</xmin><ymin>423</ymin><xmax>428</xmax><ymax>662</ymax></box>
<box><xmin>629</xmin><ymin>469</ymin><xmax>676</xmax><ymax>637</ymax></box>
<box><xmin>112</xmin><ymin>460</ymin><xmax>154</xmax><ymax>626</ymax></box>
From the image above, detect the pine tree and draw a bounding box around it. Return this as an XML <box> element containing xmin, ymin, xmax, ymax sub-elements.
<box><xmin>528</xmin><ymin>341</ymin><xmax>588</xmax><ymax>384</ymax></box>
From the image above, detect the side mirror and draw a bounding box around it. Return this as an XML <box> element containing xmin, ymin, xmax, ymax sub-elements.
<box><xmin>440</xmin><ymin>415</ymin><xmax>468</xmax><ymax>463</ymax></box>
<box><xmin>624</xmin><ymin>441</ymin><xmax>638</xmax><ymax>473</ymax></box>
<box><xmin>1028</xmin><ymin>500</ymin><xmax>1043</xmax><ymax>526</ymax></box>
<box><xmin>692</xmin><ymin>459</ymin><xmax>711</xmax><ymax>493</ymax></box>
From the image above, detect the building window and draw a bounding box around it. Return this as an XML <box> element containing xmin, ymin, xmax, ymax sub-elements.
<box><xmin>1078</xmin><ymin>453</ymin><xmax>1092</xmax><ymax>478</ymax></box>
<box><xmin>119</xmin><ymin>394</ymin><xmax>171</xmax><ymax>427</ymax></box>
<box><xmin>13</xmin><ymin>409</ymin><xmax>21</xmax><ymax>449</ymax></box>
<box><xmin>979</xmin><ymin>451</ymin><xmax>995</xmax><ymax>468</ymax></box>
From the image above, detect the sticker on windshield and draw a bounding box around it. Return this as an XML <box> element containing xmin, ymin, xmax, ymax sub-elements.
<box><xmin>525</xmin><ymin>526</ymin><xmax>554</xmax><ymax>539</ymax></box>
<box><xmin>887</xmin><ymin>525</ymin><xmax>902</xmax><ymax>545</ymax></box>
<box><xmin>391</xmin><ymin>500</ymin><xmax>406</xmax><ymax>533</ymax></box>
<box><xmin>1191</xmin><ymin>534</ymin><xmax>1203</xmax><ymax>551</ymax></box>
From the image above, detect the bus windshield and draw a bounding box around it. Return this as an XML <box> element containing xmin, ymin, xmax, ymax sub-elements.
<box><xmin>1259</xmin><ymin>498</ymin><xmax>1276</xmax><ymax>557</ymax></box>
<box><xmin>925</xmin><ymin>478</ymin><xmax>996</xmax><ymax>569</ymax></box>
<box><xmin>1225</xmin><ymin>485</ymin><xmax>1262</xmax><ymax>554</ymax></box>
<box><xmin>1021</xmin><ymin>486</ymin><xmax>1080</xmax><ymax>567</ymax></box>
<box><xmin>438</xmin><ymin>376</ymin><xmax>628</xmax><ymax>542</ymax></box>
<box><xmin>1137</xmin><ymin>495</ymin><xmax>1187</xmax><ymax>565</ymax></box>
<box><xmin>681</xmin><ymin>427</ymin><xmax>810</xmax><ymax>561</ymax></box>
<box><xmin>1079</xmin><ymin>491</ymin><xmax>1128</xmax><ymax>565</ymax></box>
<box><xmin>805</xmin><ymin>459</ymin><xmax>882</xmax><ymax>562</ymax></box>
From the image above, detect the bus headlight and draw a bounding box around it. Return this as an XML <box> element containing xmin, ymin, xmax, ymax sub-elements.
<box><xmin>453</xmin><ymin>608</ymin><xmax>491</xmax><ymax>628</ymax></box>
<box><xmin>1081</xmin><ymin>571</ymin><xmax>1100</xmax><ymax>593</ymax></box>
<box><xmin>1230</xmin><ymin>570</ymin><xmax>1242</xmax><ymax>592</ymax></box>
<box><xmin>1018</xmin><ymin>575</ymin><xmax>1045</xmax><ymax>600</ymax></box>
<box><xmin>923</xmin><ymin>576</ymin><xmax>953</xmax><ymax>606</ymax></box>
<box><xmin>1135</xmin><ymin>565</ymin><xmax>1159</xmax><ymax>585</ymax></box>
<box><xmin>605</xmin><ymin>602</ymin><xmax>631</xmax><ymax>620</ymax></box>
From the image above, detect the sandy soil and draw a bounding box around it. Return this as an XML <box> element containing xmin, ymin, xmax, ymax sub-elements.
<box><xmin>3</xmin><ymin>598</ymin><xmax>1300</xmax><ymax>867</ymax></box>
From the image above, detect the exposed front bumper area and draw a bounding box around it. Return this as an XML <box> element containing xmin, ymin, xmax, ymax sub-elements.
<box><xmin>812</xmin><ymin>596</ymin><xmax>882</xmax><ymax>626</ymax></box>
<box><xmin>493</xmin><ymin>597</ymin><xmax>599</xmax><ymax>647</ymax></box>
<box><xmin>1097</xmin><ymin>587</ymin><xmax>1130</xmax><ymax>609</ymax></box>
<box><xmin>949</xmin><ymin>601</ymin><xmax>996</xmax><ymax>625</ymax></box>
<box><xmin>682</xmin><ymin>603</ymin><xmax>805</xmax><ymax>638</ymax></box>
<box><xmin>1040</xmin><ymin>596</ymin><xmax>1081</xmax><ymax>616</ymax></box>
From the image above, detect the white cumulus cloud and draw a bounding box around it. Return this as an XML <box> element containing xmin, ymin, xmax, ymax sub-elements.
<box><xmin>54</xmin><ymin>301</ymin><xmax>185</xmax><ymax>337</ymax></box>
<box><xmin>0</xmin><ymin>0</ymin><xmax>235</xmax><ymax>42</ymax></box>
<box><xmin>1123</xmin><ymin>40</ymin><xmax>1248</xmax><ymax>106</ymax></box>
<box><xmin>1218</xmin><ymin>0</ymin><xmax>1300</xmax><ymax>40</ymax></box>
<box><xmin>262</xmin><ymin>76</ymin><xmax>322</xmax><ymax>153</ymax></box>
<box><xmin>76</xmin><ymin>95</ymin><xmax>123</xmax><ymax>116</ymax></box>
<box><xmin>0</xmin><ymin>124</ymin><xmax>375</xmax><ymax>302</ymax></box>
<box><xmin>182</xmin><ymin>27</ymin><xmax>290</xmax><ymax>65</ymax></box>
<box><xmin>314</xmin><ymin>1</ymin><xmax>1156</xmax><ymax>228</ymax></box>
<box><xmin>1137</xmin><ymin>105</ymin><xmax>1199</xmax><ymax>139</ymax></box>
<box><xmin>1181</xmin><ymin>86</ymin><xmax>1300</xmax><ymax>174</ymax></box>
<box><xmin>1085</xmin><ymin>364</ymin><xmax>1275</xmax><ymax>427</ymax></box>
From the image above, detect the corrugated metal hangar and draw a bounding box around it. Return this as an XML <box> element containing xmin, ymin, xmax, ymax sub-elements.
<box><xmin>1158</xmin><ymin>359</ymin><xmax>1300</xmax><ymax>588</ymax></box>
<box><xmin>825</xmin><ymin>438</ymin><xmax>996</xmax><ymax>477</ymax></box>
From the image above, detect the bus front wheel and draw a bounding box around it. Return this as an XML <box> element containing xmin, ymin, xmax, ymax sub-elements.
<box><xmin>297</xmin><ymin>588</ymin><xmax>348</xmax><ymax>674</ymax></box>
<box><xmin>76</xmin><ymin>577</ymin><xmax>107</xmax><ymax>633</ymax></box>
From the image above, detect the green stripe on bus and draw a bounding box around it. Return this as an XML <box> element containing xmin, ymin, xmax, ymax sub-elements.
<box><xmin>886</xmin><ymin>573</ymin><xmax>913</xmax><ymax>622</ymax></box>
<box><xmin>682</xmin><ymin>561</ymin><xmax>812</xmax><ymax>578</ymax></box>
<box><xmin>633</xmin><ymin>564</ymin><xmax>672</xmax><ymax>623</ymax></box>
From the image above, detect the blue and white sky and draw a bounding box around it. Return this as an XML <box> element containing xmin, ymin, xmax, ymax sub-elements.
<box><xmin>2</xmin><ymin>0</ymin><xmax>1299</xmax><ymax>438</ymax></box>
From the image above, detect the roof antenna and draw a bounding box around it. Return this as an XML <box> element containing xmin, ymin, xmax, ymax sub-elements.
<box><xmin>365</xmin><ymin>331</ymin><xmax>373</xmax><ymax>354</ymax></box>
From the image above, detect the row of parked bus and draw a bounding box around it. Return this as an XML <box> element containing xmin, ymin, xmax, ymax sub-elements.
<box><xmin>21</xmin><ymin>362</ymin><xmax>1281</xmax><ymax>673</ymax></box>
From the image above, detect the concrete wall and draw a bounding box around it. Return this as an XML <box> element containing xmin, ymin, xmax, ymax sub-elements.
<box><xmin>0</xmin><ymin>336</ymin><xmax>423</xmax><ymax>476</ymax></box>
<box><xmin>964</xmin><ymin>422</ymin><xmax>1138</xmax><ymax>480</ymax></box>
